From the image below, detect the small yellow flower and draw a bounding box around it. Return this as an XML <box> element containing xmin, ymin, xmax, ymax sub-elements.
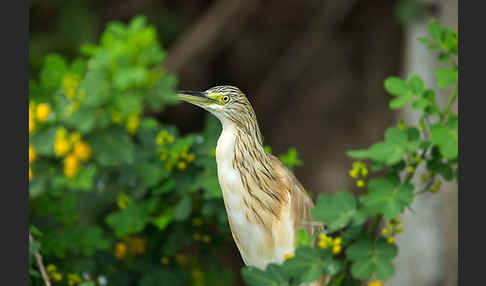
<box><xmin>128</xmin><ymin>237</ymin><xmax>146</xmax><ymax>255</ymax></box>
<box><xmin>67</xmin><ymin>273</ymin><xmax>82</xmax><ymax>286</ymax></box>
<box><xmin>192</xmin><ymin>218</ymin><xmax>203</xmax><ymax>226</ymax></box>
<box><xmin>161</xmin><ymin>256</ymin><xmax>170</xmax><ymax>265</ymax></box>
<box><xmin>29</xmin><ymin>166</ymin><xmax>33</xmax><ymax>181</ymax></box>
<box><xmin>165</xmin><ymin>163</ymin><xmax>173</xmax><ymax>172</ymax></box>
<box><xmin>397</xmin><ymin>121</ymin><xmax>406</xmax><ymax>131</ymax></box>
<box><xmin>52</xmin><ymin>272</ymin><xmax>63</xmax><ymax>282</ymax></box>
<box><xmin>192</xmin><ymin>268</ymin><xmax>204</xmax><ymax>286</ymax></box>
<box><xmin>65</xmin><ymin>154</ymin><xmax>79</xmax><ymax>170</ymax></box>
<box><xmin>114</xmin><ymin>242</ymin><xmax>128</xmax><ymax>259</ymax></box>
<box><xmin>332</xmin><ymin>244</ymin><xmax>342</xmax><ymax>255</ymax></box>
<box><xmin>413</xmin><ymin>154</ymin><xmax>423</xmax><ymax>164</ymax></box>
<box><xmin>333</xmin><ymin>237</ymin><xmax>342</xmax><ymax>246</ymax></box>
<box><xmin>156</xmin><ymin>131</ymin><xmax>168</xmax><ymax>145</ymax></box>
<box><xmin>111</xmin><ymin>110</ymin><xmax>123</xmax><ymax>124</ymax></box>
<box><xmin>202</xmin><ymin>235</ymin><xmax>211</xmax><ymax>243</ymax></box>
<box><xmin>318</xmin><ymin>234</ymin><xmax>330</xmax><ymax>249</ymax></box>
<box><xmin>382</xmin><ymin>228</ymin><xmax>391</xmax><ymax>236</ymax></box>
<box><xmin>62</xmin><ymin>74</ymin><xmax>80</xmax><ymax>99</ymax></box>
<box><xmin>54</xmin><ymin>138</ymin><xmax>71</xmax><ymax>157</ymax></box>
<box><xmin>160</xmin><ymin>153</ymin><xmax>168</xmax><ymax>161</ymax></box>
<box><xmin>36</xmin><ymin>103</ymin><xmax>50</xmax><ymax>122</ymax></box>
<box><xmin>318</xmin><ymin>240</ymin><xmax>328</xmax><ymax>249</ymax></box>
<box><xmin>126</xmin><ymin>113</ymin><xmax>140</xmax><ymax>135</ymax></box>
<box><xmin>187</xmin><ymin>153</ymin><xmax>195</xmax><ymax>162</ymax></box>
<box><xmin>64</xmin><ymin>165</ymin><xmax>78</xmax><ymax>178</ymax></box>
<box><xmin>283</xmin><ymin>253</ymin><xmax>294</xmax><ymax>260</ymax></box>
<box><xmin>396</xmin><ymin>224</ymin><xmax>404</xmax><ymax>233</ymax></box>
<box><xmin>46</xmin><ymin>264</ymin><xmax>57</xmax><ymax>273</ymax></box>
<box><xmin>64</xmin><ymin>154</ymin><xmax>79</xmax><ymax>178</ymax></box>
<box><xmin>361</xmin><ymin>167</ymin><xmax>368</xmax><ymax>177</ymax></box>
<box><xmin>29</xmin><ymin>118</ymin><xmax>35</xmax><ymax>134</ymax></box>
<box><xmin>407</xmin><ymin>166</ymin><xmax>415</xmax><ymax>174</ymax></box>
<box><xmin>175</xmin><ymin>254</ymin><xmax>189</xmax><ymax>266</ymax></box>
<box><xmin>29</xmin><ymin>104</ymin><xmax>35</xmax><ymax>121</ymax></box>
<box><xmin>352</xmin><ymin>161</ymin><xmax>363</xmax><ymax>170</ymax></box>
<box><xmin>356</xmin><ymin>180</ymin><xmax>365</xmax><ymax>188</ymax></box>
<box><xmin>29</xmin><ymin>144</ymin><xmax>37</xmax><ymax>163</ymax></box>
<box><xmin>349</xmin><ymin>169</ymin><xmax>359</xmax><ymax>178</ymax></box>
<box><xmin>73</xmin><ymin>141</ymin><xmax>92</xmax><ymax>162</ymax></box>
<box><xmin>117</xmin><ymin>193</ymin><xmax>131</xmax><ymax>210</ymax></box>
<box><xmin>387</xmin><ymin>237</ymin><xmax>395</xmax><ymax>244</ymax></box>
<box><xmin>368</xmin><ymin>280</ymin><xmax>383</xmax><ymax>286</ymax></box>
<box><xmin>420</xmin><ymin>173</ymin><xmax>428</xmax><ymax>182</ymax></box>
<box><xmin>69</xmin><ymin>132</ymin><xmax>81</xmax><ymax>144</ymax></box>
<box><xmin>177</xmin><ymin>161</ymin><xmax>187</xmax><ymax>171</ymax></box>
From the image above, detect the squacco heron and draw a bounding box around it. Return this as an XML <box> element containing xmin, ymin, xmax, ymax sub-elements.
<box><xmin>178</xmin><ymin>86</ymin><xmax>323</xmax><ymax>271</ymax></box>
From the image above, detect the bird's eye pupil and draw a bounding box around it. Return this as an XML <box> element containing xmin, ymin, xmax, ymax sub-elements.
<box><xmin>223</xmin><ymin>96</ymin><xmax>229</xmax><ymax>102</ymax></box>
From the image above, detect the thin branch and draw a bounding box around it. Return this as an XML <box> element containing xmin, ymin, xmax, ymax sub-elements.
<box><xmin>30</xmin><ymin>234</ymin><xmax>51</xmax><ymax>286</ymax></box>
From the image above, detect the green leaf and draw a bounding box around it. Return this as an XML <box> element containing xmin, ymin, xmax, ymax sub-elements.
<box><xmin>312</xmin><ymin>191</ymin><xmax>357</xmax><ymax>232</ymax></box>
<box><xmin>348</xmin><ymin>142</ymin><xmax>404</xmax><ymax>166</ymax></box>
<box><xmin>279</xmin><ymin>148</ymin><xmax>303</xmax><ymax>171</ymax></box>
<box><xmin>385</xmin><ymin>128</ymin><xmax>407</xmax><ymax>145</ymax></box>
<box><xmin>348</xmin><ymin>128</ymin><xmax>419</xmax><ymax>165</ymax></box>
<box><xmin>389</xmin><ymin>94</ymin><xmax>413</xmax><ymax>109</ymax></box>
<box><xmin>136</xmin><ymin>163</ymin><xmax>162</xmax><ymax>188</ymax></box>
<box><xmin>362</xmin><ymin>178</ymin><xmax>414</xmax><ymax>219</ymax></box>
<box><xmin>282</xmin><ymin>247</ymin><xmax>326</xmax><ymax>283</ymax></box>
<box><xmin>430</xmin><ymin>116</ymin><xmax>458</xmax><ymax>159</ymax></box>
<box><xmin>296</xmin><ymin>229</ymin><xmax>312</xmax><ymax>247</ymax></box>
<box><xmin>346</xmin><ymin>237</ymin><xmax>397</xmax><ymax>280</ymax></box>
<box><xmin>173</xmin><ymin>196</ymin><xmax>192</xmax><ymax>221</ymax></box>
<box><xmin>91</xmin><ymin>128</ymin><xmax>135</xmax><ymax>166</ymax></box>
<box><xmin>153</xmin><ymin>209</ymin><xmax>173</xmax><ymax>230</ymax></box>
<box><xmin>346</xmin><ymin>237</ymin><xmax>374</xmax><ymax>261</ymax></box>
<box><xmin>384</xmin><ymin>77</ymin><xmax>410</xmax><ymax>97</ymax></box>
<box><xmin>140</xmin><ymin>270</ymin><xmax>185</xmax><ymax>286</ymax></box>
<box><xmin>67</xmin><ymin>165</ymin><xmax>97</xmax><ymax>191</ymax></box>
<box><xmin>351</xmin><ymin>259</ymin><xmax>375</xmax><ymax>280</ymax></box>
<box><xmin>106</xmin><ymin>202</ymin><xmax>152</xmax><ymax>237</ymax></box>
<box><xmin>412</xmin><ymin>98</ymin><xmax>429</xmax><ymax>110</ymax></box>
<box><xmin>435</xmin><ymin>67</ymin><xmax>458</xmax><ymax>88</ymax></box>
<box><xmin>428</xmin><ymin>19</ymin><xmax>442</xmax><ymax>41</ymax></box>
<box><xmin>407</xmin><ymin>74</ymin><xmax>425</xmax><ymax>95</ymax></box>
<box><xmin>374</xmin><ymin>257</ymin><xmax>395</xmax><ymax>280</ymax></box>
<box><xmin>40</xmin><ymin>54</ymin><xmax>67</xmax><ymax>88</ymax></box>
<box><xmin>242</xmin><ymin>265</ymin><xmax>288</xmax><ymax>286</ymax></box>
<box><xmin>29</xmin><ymin>127</ymin><xmax>57</xmax><ymax>156</ymax></box>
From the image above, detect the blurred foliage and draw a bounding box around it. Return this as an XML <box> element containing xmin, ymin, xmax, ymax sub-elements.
<box><xmin>29</xmin><ymin>16</ymin><xmax>302</xmax><ymax>286</ymax></box>
<box><xmin>395</xmin><ymin>0</ymin><xmax>426</xmax><ymax>23</ymax></box>
<box><xmin>241</xmin><ymin>19</ymin><xmax>458</xmax><ymax>286</ymax></box>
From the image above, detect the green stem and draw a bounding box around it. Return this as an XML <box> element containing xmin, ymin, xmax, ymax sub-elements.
<box><xmin>441</xmin><ymin>85</ymin><xmax>458</xmax><ymax>124</ymax></box>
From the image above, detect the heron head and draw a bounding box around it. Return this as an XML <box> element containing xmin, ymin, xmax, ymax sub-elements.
<box><xmin>177</xmin><ymin>85</ymin><xmax>254</xmax><ymax>125</ymax></box>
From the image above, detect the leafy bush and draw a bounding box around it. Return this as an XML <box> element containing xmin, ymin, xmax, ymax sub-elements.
<box><xmin>241</xmin><ymin>19</ymin><xmax>458</xmax><ymax>286</ymax></box>
<box><xmin>28</xmin><ymin>16</ymin><xmax>302</xmax><ymax>286</ymax></box>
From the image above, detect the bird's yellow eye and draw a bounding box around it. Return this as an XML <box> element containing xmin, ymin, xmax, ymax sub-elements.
<box><xmin>222</xmin><ymin>96</ymin><xmax>230</xmax><ymax>103</ymax></box>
